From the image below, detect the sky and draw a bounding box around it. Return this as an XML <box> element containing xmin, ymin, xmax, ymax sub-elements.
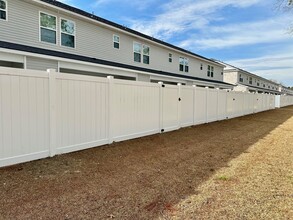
<box><xmin>60</xmin><ymin>0</ymin><xmax>293</xmax><ymax>86</ymax></box>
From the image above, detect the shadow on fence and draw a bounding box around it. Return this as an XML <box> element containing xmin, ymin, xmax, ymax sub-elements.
<box><xmin>0</xmin><ymin>106</ymin><xmax>292</xmax><ymax>219</ymax></box>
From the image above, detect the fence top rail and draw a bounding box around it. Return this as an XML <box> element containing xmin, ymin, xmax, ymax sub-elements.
<box><xmin>0</xmin><ymin>67</ymin><xmax>49</xmax><ymax>78</ymax></box>
<box><xmin>113</xmin><ymin>78</ymin><xmax>160</xmax><ymax>88</ymax></box>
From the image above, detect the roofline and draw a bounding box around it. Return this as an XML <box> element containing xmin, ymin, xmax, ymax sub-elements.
<box><xmin>34</xmin><ymin>0</ymin><xmax>224</xmax><ymax>67</ymax></box>
<box><xmin>237</xmin><ymin>83</ymin><xmax>281</xmax><ymax>94</ymax></box>
<box><xmin>0</xmin><ymin>41</ymin><xmax>233</xmax><ymax>87</ymax></box>
<box><xmin>214</xmin><ymin>59</ymin><xmax>280</xmax><ymax>86</ymax></box>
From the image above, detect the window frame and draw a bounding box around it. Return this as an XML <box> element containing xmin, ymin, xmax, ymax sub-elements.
<box><xmin>133</xmin><ymin>42</ymin><xmax>150</xmax><ymax>64</ymax></box>
<box><xmin>249</xmin><ymin>77</ymin><xmax>253</xmax><ymax>85</ymax></box>
<box><xmin>39</xmin><ymin>11</ymin><xmax>57</xmax><ymax>45</ymax></box>
<box><xmin>169</xmin><ymin>53</ymin><xmax>173</xmax><ymax>63</ymax></box>
<box><xmin>60</xmin><ymin>17</ymin><xmax>76</xmax><ymax>49</ymax></box>
<box><xmin>0</xmin><ymin>0</ymin><xmax>7</xmax><ymax>21</ymax></box>
<box><xmin>113</xmin><ymin>34</ymin><xmax>120</xmax><ymax>49</ymax></box>
<box><xmin>143</xmin><ymin>44</ymin><xmax>150</xmax><ymax>64</ymax></box>
<box><xmin>210</xmin><ymin>66</ymin><xmax>214</xmax><ymax>77</ymax></box>
<box><xmin>179</xmin><ymin>57</ymin><xmax>189</xmax><ymax>73</ymax></box>
<box><xmin>200</xmin><ymin>63</ymin><xmax>203</xmax><ymax>70</ymax></box>
<box><xmin>133</xmin><ymin>42</ymin><xmax>142</xmax><ymax>63</ymax></box>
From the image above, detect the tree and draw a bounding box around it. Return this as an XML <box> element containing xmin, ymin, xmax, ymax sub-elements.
<box><xmin>276</xmin><ymin>0</ymin><xmax>293</xmax><ymax>32</ymax></box>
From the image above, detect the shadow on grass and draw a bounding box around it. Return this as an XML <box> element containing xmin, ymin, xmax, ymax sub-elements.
<box><xmin>0</xmin><ymin>106</ymin><xmax>292</xmax><ymax>220</ymax></box>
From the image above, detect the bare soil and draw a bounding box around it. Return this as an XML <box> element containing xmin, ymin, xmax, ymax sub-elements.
<box><xmin>0</xmin><ymin>107</ymin><xmax>292</xmax><ymax>220</ymax></box>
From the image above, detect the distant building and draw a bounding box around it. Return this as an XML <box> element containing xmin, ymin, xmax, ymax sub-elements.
<box><xmin>214</xmin><ymin>60</ymin><xmax>283</xmax><ymax>95</ymax></box>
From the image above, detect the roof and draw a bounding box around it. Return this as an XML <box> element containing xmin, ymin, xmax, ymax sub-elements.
<box><xmin>238</xmin><ymin>84</ymin><xmax>281</xmax><ymax>94</ymax></box>
<box><xmin>38</xmin><ymin>0</ymin><xmax>223</xmax><ymax>67</ymax></box>
<box><xmin>0</xmin><ymin>40</ymin><xmax>233</xmax><ymax>87</ymax></box>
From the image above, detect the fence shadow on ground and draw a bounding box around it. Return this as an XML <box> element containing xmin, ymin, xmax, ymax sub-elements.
<box><xmin>0</xmin><ymin>106</ymin><xmax>292</xmax><ymax>219</ymax></box>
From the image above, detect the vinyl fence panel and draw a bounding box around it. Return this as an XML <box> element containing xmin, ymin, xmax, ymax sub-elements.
<box><xmin>0</xmin><ymin>68</ymin><xmax>50</xmax><ymax>167</ymax></box>
<box><xmin>194</xmin><ymin>87</ymin><xmax>207</xmax><ymax>125</ymax></box>
<box><xmin>55</xmin><ymin>74</ymin><xmax>109</xmax><ymax>154</ymax></box>
<box><xmin>180</xmin><ymin>86</ymin><xmax>194</xmax><ymax>127</ymax></box>
<box><xmin>161</xmin><ymin>84</ymin><xmax>180</xmax><ymax>132</ymax></box>
<box><xmin>112</xmin><ymin>80</ymin><xmax>160</xmax><ymax>141</ymax></box>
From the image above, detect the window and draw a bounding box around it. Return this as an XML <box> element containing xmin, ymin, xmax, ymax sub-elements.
<box><xmin>207</xmin><ymin>65</ymin><xmax>214</xmax><ymax>77</ymax></box>
<box><xmin>249</xmin><ymin>77</ymin><xmax>252</xmax><ymax>84</ymax></box>
<box><xmin>200</xmin><ymin>63</ymin><xmax>203</xmax><ymax>70</ymax></box>
<box><xmin>133</xmin><ymin>42</ymin><xmax>150</xmax><ymax>64</ymax></box>
<box><xmin>239</xmin><ymin>74</ymin><xmax>243</xmax><ymax>82</ymax></box>
<box><xmin>257</xmin><ymin>83</ymin><xmax>260</xmax><ymax>86</ymax></box>
<box><xmin>179</xmin><ymin>57</ymin><xmax>189</xmax><ymax>72</ymax></box>
<box><xmin>0</xmin><ymin>0</ymin><xmax>6</xmax><ymax>20</ymax></box>
<box><xmin>133</xmin><ymin>42</ymin><xmax>141</xmax><ymax>62</ymax></box>
<box><xmin>61</xmin><ymin>18</ymin><xmax>75</xmax><ymax>48</ymax></box>
<box><xmin>143</xmin><ymin>45</ymin><xmax>150</xmax><ymax>64</ymax></box>
<box><xmin>169</xmin><ymin>53</ymin><xmax>172</xmax><ymax>63</ymax></box>
<box><xmin>113</xmin><ymin>35</ymin><xmax>120</xmax><ymax>49</ymax></box>
<box><xmin>40</xmin><ymin>12</ymin><xmax>57</xmax><ymax>44</ymax></box>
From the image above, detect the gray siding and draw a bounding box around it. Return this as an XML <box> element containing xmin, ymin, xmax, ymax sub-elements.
<box><xmin>26</xmin><ymin>57</ymin><xmax>58</xmax><ymax>71</ymax></box>
<box><xmin>1</xmin><ymin>0</ymin><xmax>224</xmax><ymax>82</ymax></box>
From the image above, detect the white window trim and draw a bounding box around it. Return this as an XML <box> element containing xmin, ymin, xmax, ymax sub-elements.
<box><xmin>169</xmin><ymin>53</ymin><xmax>173</xmax><ymax>63</ymax></box>
<box><xmin>0</xmin><ymin>0</ymin><xmax>7</xmax><ymax>21</ymax></box>
<box><xmin>142</xmin><ymin>44</ymin><xmax>150</xmax><ymax>64</ymax></box>
<box><xmin>60</xmin><ymin>17</ymin><xmax>76</xmax><ymax>49</ymax></box>
<box><xmin>113</xmin><ymin>34</ymin><xmax>120</xmax><ymax>50</ymax></box>
<box><xmin>133</xmin><ymin>42</ymin><xmax>142</xmax><ymax>63</ymax></box>
<box><xmin>133</xmin><ymin>42</ymin><xmax>150</xmax><ymax>65</ymax></box>
<box><xmin>179</xmin><ymin>57</ymin><xmax>189</xmax><ymax>72</ymax></box>
<box><xmin>207</xmin><ymin>65</ymin><xmax>214</xmax><ymax>77</ymax></box>
<box><xmin>39</xmin><ymin>11</ymin><xmax>57</xmax><ymax>45</ymax></box>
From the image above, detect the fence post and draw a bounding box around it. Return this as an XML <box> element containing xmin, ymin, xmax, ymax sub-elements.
<box><xmin>205</xmin><ymin>87</ymin><xmax>209</xmax><ymax>123</ymax></box>
<box><xmin>107</xmin><ymin>76</ymin><xmax>114</xmax><ymax>144</ymax></box>
<box><xmin>216</xmin><ymin>88</ymin><xmax>220</xmax><ymax>121</ymax></box>
<box><xmin>177</xmin><ymin>83</ymin><xmax>182</xmax><ymax>128</ymax></box>
<box><xmin>48</xmin><ymin>69</ymin><xmax>57</xmax><ymax>157</ymax></box>
<box><xmin>192</xmin><ymin>85</ymin><xmax>196</xmax><ymax>125</ymax></box>
<box><xmin>158</xmin><ymin>82</ymin><xmax>164</xmax><ymax>133</ymax></box>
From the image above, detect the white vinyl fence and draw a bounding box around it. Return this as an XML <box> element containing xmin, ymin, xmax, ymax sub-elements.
<box><xmin>0</xmin><ymin>67</ymin><xmax>292</xmax><ymax>167</ymax></box>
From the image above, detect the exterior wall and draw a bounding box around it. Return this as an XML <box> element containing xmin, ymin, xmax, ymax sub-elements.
<box><xmin>223</xmin><ymin>71</ymin><xmax>238</xmax><ymax>84</ymax></box>
<box><xmin>26</xmin><ymin>57</ymin><xmax>58</xmax><ymax>71</ymax></box>
<box><xmin>0</xmin><ymin>0</ymin><xmax>224</xmax><ymax>82</ymax></box>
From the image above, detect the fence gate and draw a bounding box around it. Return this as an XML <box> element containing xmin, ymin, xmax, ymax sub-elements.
<box><xmin>161</xmin><ymin>84</ymin><xmax>180</xmax><ymax>132</ymax></box>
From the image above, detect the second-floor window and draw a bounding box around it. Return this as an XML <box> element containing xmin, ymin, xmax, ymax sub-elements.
<box><xmin>169</xmin><ymin>53</ymin><xmax>172</xmax><ymax>63</ymax></box>
<box><xmin>61</xmin><ymin>18</ymin><xmax>75</xmax><ymax>48</ymax></box>
<box><xmin>200</xmin><ymin>64</ymin><xmax>203</xmax><ymax>70</ymax></box>
<box><xmin>179</xmin><ymin>57</ymin><xmax>189</xmax><ymax>72</ymax></box>
<box><xmin>143</xmin><ymin>45</ymin><xmax>150</xmax><ymax>64</ymax></box>
<box><xmin>239</xmin><ymin>74</ymin><xmax>243</xmax><ymax>82</ymax></box>
<box><xmin>0</xmin><ymin>0</ymin><xmax>6</xmax><ymax>20</ymax></box>
<box><xmin>40</xmin><ymin>12</ymin><xmax>57</xmax><ymax>44</ymax></box>
<box><xmin>207</xmin><ymin>65</ymin><xmax>214</xmax><ymax>77</ymax></box>
<box><xmin>133</xmin><ymin>42</ymin><xmax>150</xmax><ymax>64</ymax></box>
<box><xmin>249</xmin><ymin>77</ymin><xmax>252</xmax><ymax>84</ymax></box>
<box><xmin>113</xmin><ymin>35</ymin><xmax>120</xmax><ymax>49</ymax></box>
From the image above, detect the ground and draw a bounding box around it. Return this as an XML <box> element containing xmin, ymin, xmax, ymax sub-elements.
<box><xmin>0</xmin><ymin>106</ymin><xmax>292</xmax><ymax>220</ymax></box>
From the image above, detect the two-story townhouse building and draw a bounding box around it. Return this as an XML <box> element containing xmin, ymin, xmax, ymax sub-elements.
<box><xmin>280</xmin><ymin>86</ymin><xmax>293</xmax><ymax>95</ymax></box>
<box><xmin>215</xmin><ymin>60</ymin><xmax>281</xmax><ymax>94</ymax></box>
<box><xmin>0</xmin><ymin>0</ymin><xmax>232</xmax><ymax>89</ymax></box>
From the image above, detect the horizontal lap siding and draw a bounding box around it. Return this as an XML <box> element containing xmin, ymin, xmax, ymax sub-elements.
<box><xmin>26</xmin><ymin>57</ymin><xmax>58</xmax><ymax>71</ymax></box>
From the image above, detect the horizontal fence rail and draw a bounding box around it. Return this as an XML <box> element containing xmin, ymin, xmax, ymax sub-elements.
<box><xmin>0</xmin><ymin>67</ymin><xmax>293</xmax><ymax>167</ymax></box>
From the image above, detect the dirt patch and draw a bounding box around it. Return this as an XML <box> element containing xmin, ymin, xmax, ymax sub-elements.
<box><xmin>0</xmin><ymin>107</ymin><xmax>292</xmax><ymax>220</ymax></box>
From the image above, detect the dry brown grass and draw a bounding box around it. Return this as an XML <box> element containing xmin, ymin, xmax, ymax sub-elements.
<box><xmin>0</xmin><ymin>106</ymin><xmax>292</xmax><ymax>220</ymax></box>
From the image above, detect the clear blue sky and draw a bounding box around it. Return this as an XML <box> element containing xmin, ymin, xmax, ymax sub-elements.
<box><xmin>61</xmin><ymin>0</ymin><xmax>293</xmax><ymax>86</ymax></box>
